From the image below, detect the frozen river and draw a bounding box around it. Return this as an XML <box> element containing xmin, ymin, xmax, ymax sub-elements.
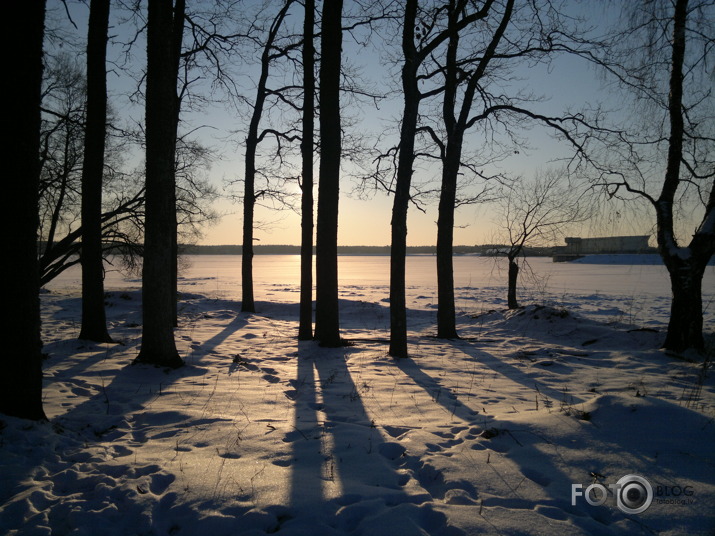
<box><xmin>46</xmin><ymin>253</ymin><xmax>715</xmax><ymax>330</ymax></box>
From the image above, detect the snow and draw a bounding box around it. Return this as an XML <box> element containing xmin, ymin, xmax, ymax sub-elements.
<box><xmin>2</xmin><ymin>255</ymin><xmax>714</xmax><ymax>535</ymax></box>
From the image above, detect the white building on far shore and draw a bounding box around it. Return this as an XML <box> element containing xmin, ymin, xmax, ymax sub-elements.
<box><xmin>564</xmin><ymin>236</ymin><xmax>651</xmax><ymax>254</ymax></box>
<box><xmin>553</xmin><ymin>235</ymin><xmax>652</xmax><ymax>261</ymax></box>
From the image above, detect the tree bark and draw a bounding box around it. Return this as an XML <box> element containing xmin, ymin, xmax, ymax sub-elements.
<box><xmin>79</xmin><ymin>0</ymin><xmax>113</xmax><ymax>343</ymax></box>
<box><xmin>1</xmin><ymin>1</ymin><xmax>48</xmax><ymax>420</ymax></box>
<box><xmin>436</xmin><ymin>145</ymin><xmax>461</xmax><ymax>338</ymax></box>
<box><xmin>388</xmin><ymin>0</ymin><xmax>419</xmax><ymax>359</ymax></box>
<box><xmin>314</xmin><ymin>0</ymin><xmax>343</xmax><ymax>346</ymax></box>
<box><xmin>241</xmin><ymin>147</ymin><xmax>257</xmax><ymax>313</ymax></box>
<box><xmin>507</xmin><ymin>256</ymin><xmax>519</xmax><ymax>309</ymax></box>
<box><xmin>136</xmin><ymin>0</ymin><xmax>184</xmax><ymax>368</ymax></box>
<box><xmin>298</xmin><ymin>0</ymin><xmax>315</xmax><ymax>340</ymax></box>
<box><xmin>662</xmin><ymin>257</ymin><xmax>706</xmax><ymax>352</ymax></box>
<box><xmin>170</xmin><ymin>0</ymin><xmax>185</xmax><ymax>327</ymax></box>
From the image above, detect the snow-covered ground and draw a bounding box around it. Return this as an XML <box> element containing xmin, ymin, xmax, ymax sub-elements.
<box><xmin>1</xmin><ymin>255</ymin><xmax>713</xmax><ymax>535</ymax></box>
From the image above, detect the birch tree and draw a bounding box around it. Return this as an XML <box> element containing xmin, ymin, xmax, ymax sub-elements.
<box><xmin>592</xmin><ymin>0</ymin><xmax>715</xmax><ymax>352</ymax></box>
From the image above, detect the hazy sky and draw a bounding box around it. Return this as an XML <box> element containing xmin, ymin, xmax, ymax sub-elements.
<box><xmin>50</xmin><ymin>0</ymin><xmax>658</xmax><ymax>247</ymax></box>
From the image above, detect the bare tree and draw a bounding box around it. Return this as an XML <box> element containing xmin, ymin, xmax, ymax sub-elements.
<box><xmin>432</xmin><ymin>0</ymin><xmax>514</xmax><ymax>338</ymax></box>
<box><xmin>421</xmin><ymin>0</ymin><xmax>604</xmax><ymax>339</ymax></box>
<box><xmin>385</xmin><ymin>0</ymin><xmax>499</xmax><ymax>358</ymax></box>
<box><xmin>135</xmin><ymin>0</ymin><xmax>185</xmax><ymax>368</ymax></box>
<box><xmin>240</xmin><ymin>0</ymin><xmax>297</xmax><ymax>313</ymax></box>
<box><xmin>39</xmin><ymin>54</ymin><xmax>86</xmax><ymax>281</ymax></box>
<box><xmin>314</xmin><ymin>0</ymin><xmax>344</xmax><ymax>347</ymax></box>
<box><xmin>36</xmin><ymin>54</ymin><xmax>215</xmax><ymax>289</ymax></box>
<box><xmin>299</xmin><ymin>0</ymin><xmax>316</xmax><ymax>340</ymax></box>
<box><xmin>79</xmin><ymin>0</ymin><xmax>113</xmax><ymax>343</ymax></box>
<box><xmin>496</xmin><ymin>170</ymin><xmax>590</xmax><ymax>309</ymax></box>
<box><xmin>591</xmin><ymin>0</ymin><xmax>714</xmax><ymax>352</ymax></box>
<box><xmin>1</xmin><ymin>1</ymin><xmax>48</xmax><ymax>420</ymax></box>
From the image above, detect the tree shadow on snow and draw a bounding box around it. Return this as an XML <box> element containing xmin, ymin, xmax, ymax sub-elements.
<box><xmin>450</xmin><ymin>339</ymin><xmax>585</xmax><ymax>406</ymax></box>
<box><xmin>285</xmin><ymin>342</ymin><xmax>464</xmax><ymax>535</ymax></box>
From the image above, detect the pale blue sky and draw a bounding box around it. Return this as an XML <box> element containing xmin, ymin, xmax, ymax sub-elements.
<box><xmin>49</xmin><ymin>0</ymin><xmax>660</xmax><ymax>247</ymax></box>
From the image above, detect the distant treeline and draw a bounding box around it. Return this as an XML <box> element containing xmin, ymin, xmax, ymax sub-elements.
<box><xmin>36</xmin><ymin>242</ymin><xmax>558</xmax><ymax>257</ymax></box>
<box><xmin>178</xmin><ymin>244</ymin><xmax>558</xmax><ymax>256</ymax></box>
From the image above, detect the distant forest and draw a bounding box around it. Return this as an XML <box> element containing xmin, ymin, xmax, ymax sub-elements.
<box><xmin>180</xmin><ymin>244</ymin><xmax>558</xmax><ymax>256</ymax></box>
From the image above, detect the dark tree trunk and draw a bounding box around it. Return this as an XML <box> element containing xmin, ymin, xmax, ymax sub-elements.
<box><xmin>436</xmin><ymin>146</ymin><xmax>461</xmax><ymax>338</ymax></box>
<box><xmin>79</xmin><ymin>0</ymin><xmax>113</xmax><ymax>343</ymax></box>
<box><xmin>393</xmin><ymin>0</ymin><xmax>511</xmax><ymax>355</ymax></box>
<box><xmin>241</xmin><ymin>152</ymin><xmax>256</xmax><ymax>313</ymax></box>
<box><xmin>388</xmin><ymin>0</ymin><xmax>419</xmax><ymax>359</ymax></box>
<box><xmin>171</xmin><ymin>216</ymin><xmax>178</xmax><ymax>326</ymax></box>
<box><xmin>241</xmin><ymin>126</ymin><xmax>258</xmax><ymax>312</ymax></box>
<box><xmin>1</xmin><ymin>1</ymin><xmax>48</xmax><ymax>420</ymax></box>
<box><xmin>662</xmin><ymin>257</ymin><xmax>706</xmax><ymax>352</ymax></box>
<box><xmin>136</xmin><ymin>0</ymin><xmax>184</xmax><ymax>368</ymax></box>
<box><xmin>314</xmin><ymin>0</ymin><xmax>343</xmax><ymax>346</ymax></box>
<box><xmin>170</xmin><ymin>0</ymin><xmax>184</xmax><ymax>327</ymax></box>
<box><xmin>435</xmin><ymin>1</ymin><xmax>460</xmax><ymax>340</ymax></box>
<box><xmin>298</xmin><ymin>0</ymin><xmax>315</xmax><ymax>340</ymax></box>
<box><xmin>507</xmin><ymin>256</ymin><xmax>519</xmax><ymax>309</ymax></box>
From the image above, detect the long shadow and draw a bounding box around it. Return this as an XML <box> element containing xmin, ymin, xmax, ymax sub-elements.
<box><xmin>287</xmin><ymin>343</ymin><xmax>464</xmax><ymax>534</ymax></box>
<box><xmin>452</xmin><ymin>339</ymin><xmax>585</xmax><ymax>405</ymax></box>
<box><xmin>42</xmin><ymin>341</ymin><xmax>129</xmax><ymax>384</ymax></box>
<box><xmin>391</xmin><ymin>343</ymin><xmax>662</xmax><ymax>532</ymax></box>
<box><xmin>286</xmin><ymin>341</ymin><xmax>326</xmax><ymax>513</ymax></box>
<box><xmin>2</xmin><ymin>332</ymin><xmax>212</xmax><ymax>531</ymax></box>
<box><xmin>393</xmin><ymin>337</ymin><xmax>583</xmax><ymax>430</ymax></box>
<box><xmin>45</xmin><ymin>298</ymin><xmax>251</xmax><ymax>436</ymax></box>
<box><xmin>394</xmin><ymin>356</ymin><xmax>481</xmax><ymax>423</ymax></box>
<box><xmin>421</xmin><ymin>331</ymin><xmax>711</xmax><ymax>532</ymax></box>
<box><xmin>388</xmin><ymin>340</ymin><xmax>625</xmax><ymax>529</ymax></box>
<box><xmin>189</xmin><ymin>313</ymin><xmax>248</xmax><ymax>362</ymax></box>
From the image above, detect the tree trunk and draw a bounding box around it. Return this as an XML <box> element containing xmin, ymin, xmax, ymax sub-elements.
<box><xmin>241</xmin><ymin>116</ymin><xmax>259</xmax><ymax>313</ymax></box>
<box><xmin>507</xmin><ymin>256</ymin><xmax>519</xmax><ymax>309</ymax></box>
<box><xmin>171</xmin><ymin>216</ymin><xmax>178</xmax><ymax>326</ymax></box>
<box><xmin>389</xmin><ymin>0</ymin><xmax>419</xmax><ymax>359</ymax></box>
<box><xmin>1</xmin><ymin>1</ymin><xmax>48</xmax><ymax>420</ymax></box>
<box><xmin>662</xmin><ymin>257</ymin><xmax>706</xmax><ymax>352</ymax></box>
<box><xmin>79</xmin><ymin>0</ymin><xmax>113</xmax><ymax>343</ymax></box>
<box><xmin>436</xmin><ymin>146</ymin><xmax>461</xmax><ymax>338</ymax></box>
<box><xmin>314</xmin><ymin>0</ymin><xmax>343</xmax><ymax>346</ymax></box>
<box><xmin>170</xmin><ymin>0</ymin><xmax>184</xmax><ymax>327</ymax></box>
<box><xmin>435</xmin><ymin>0</ymin><xmax>460</xmax><ymax>340</ymax></box>
<box><xmin>241</xmin><ymin>159</ymin><xmax>256</xmax><ymax>313</ymax></box>
<box><xmin>298</xmin><ymin>0</ymin><xmax>315</xmax><ymax>340</ymax></box>
<box><xmin>136</xmin><ymin>0</ymin><xmax>184</xmax><ymax>368</ymax></box>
